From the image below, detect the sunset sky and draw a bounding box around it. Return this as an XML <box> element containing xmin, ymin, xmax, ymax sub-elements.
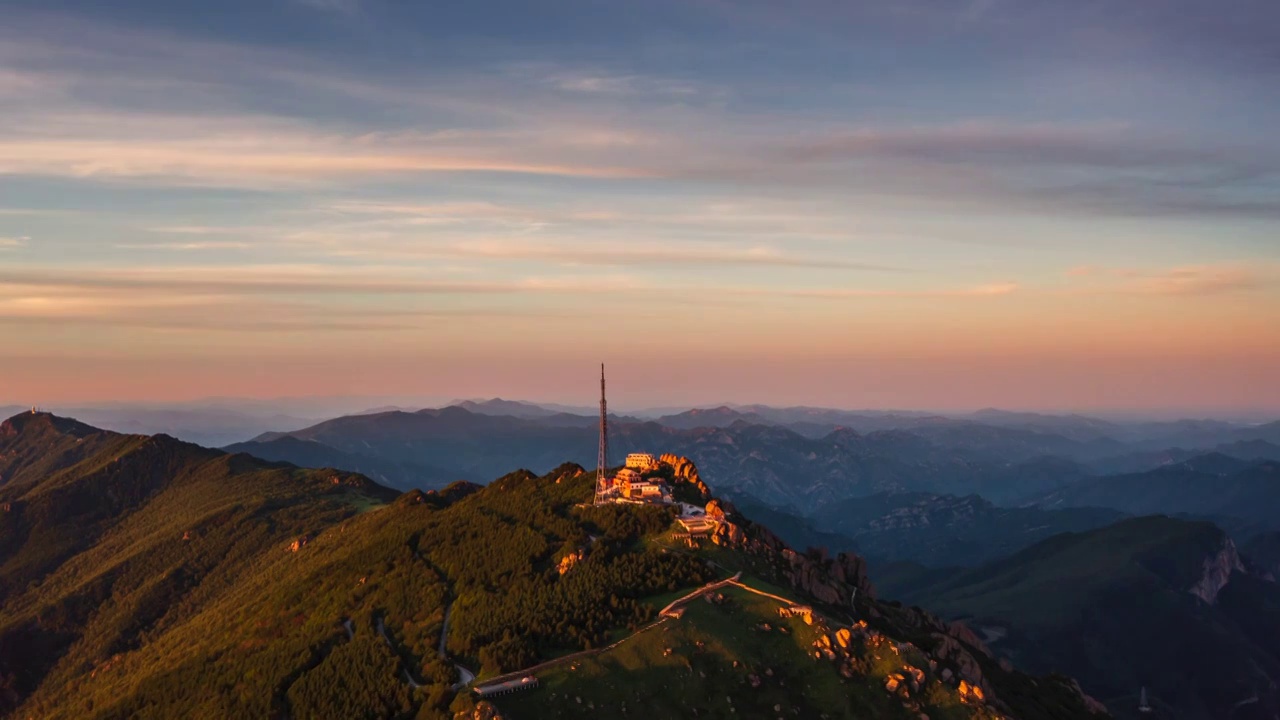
<box><xmin>1</xmin><ymin>0</ymin><xmax>1277</xmax><ymax>413</ymax></box>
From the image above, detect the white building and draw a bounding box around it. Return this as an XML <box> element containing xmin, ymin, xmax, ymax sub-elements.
<box><xmin>629</xmin><ymin>481</ymin><xmax>663</xmax><ymax>498</ymax></box>
<box><xmin>614</xmin><ymin>468</ymin><xmax>643</xmax><ymax>485</ymax></box>
<box><xmin>625</xmin><ymin>453</ymin><xmax>657</xmax><ymax>470</ymax></box>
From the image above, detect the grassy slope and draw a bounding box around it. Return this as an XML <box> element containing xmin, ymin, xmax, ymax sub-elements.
<box><xmin>495</xmin><ymin>582</ymin><xmax>990</xmax><ymax>720</ymax></box>
<box><xmin>909</xmin><ymin>516</ymin><xmax>1221</xmax><ymax>626</ymax></box>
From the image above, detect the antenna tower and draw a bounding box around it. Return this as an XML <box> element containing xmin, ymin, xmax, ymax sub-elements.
<box><xmin>595</xmin><ymin>364</ymin><xmax>610</xmax><ymax>505</ymax></box>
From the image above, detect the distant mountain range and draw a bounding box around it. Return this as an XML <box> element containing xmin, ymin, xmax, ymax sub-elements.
<box><xmin>449</xmin><ymin>398</ymin><xmax>601</xmax><ymax>419</ymax></box>
<box><xmin>813</xmin><ymin>493</ymin><xmax>1127</xmax><ymax>567</ymax></box>
<box><xmin>1033</xmin><ymin>457</ymin><xmax>1280</xmax><ymax>534</ymax></box>
<box><xmin>0</xmin><ymin>404</ymin><xmax>324</xmax><ymax>448</ymax></box>
<box><xmin>727</xmin><ymin>491</ymin><xmax>1124</xmax><ymax>568</ymax></box>
<box><xmin>225</xmin><ymin>403</ymin><xmax>1280</xmax><ymax>514</ymax></box>
<box><xmin>879</xmin><ymin>516</ymin><xmax>1280</xmax><ymax>720</ymax></box>
<box><xmin>228</xmin><ymin>408</ymin><xmax>1101</xmax><ymax>505</ymax></box>
<box><xmin>13</xmin><ymin>398</ymin><xmax>1276</xmax><ymax>457</ymax></box>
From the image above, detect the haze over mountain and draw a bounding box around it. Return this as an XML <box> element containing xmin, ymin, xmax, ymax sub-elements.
<box><xmin>1033</xmin><ymin>459</ymin><xmax>1280</xmax><ymax>534</ymax></box>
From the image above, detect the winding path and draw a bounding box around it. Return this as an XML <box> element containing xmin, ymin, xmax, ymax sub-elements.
<box><xmin>472</xmin><ymin>572</ymin><xmax>745</xmax><ymax>693</ymax></box>
<box><xmin>436</xmin><ymin>600</ymin><xmax>477</xmax><ymax>689</ymax></box>
<box><xmin>439</xmin><ymin>604</ymin><xmax>453</xmax><ymax>657</ymax></box>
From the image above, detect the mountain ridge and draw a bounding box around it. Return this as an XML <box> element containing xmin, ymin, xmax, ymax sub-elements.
<box><xmin>0</xmin><ymin>412</ymin><xmax>1106</xmax><ymax>719</ymax></box>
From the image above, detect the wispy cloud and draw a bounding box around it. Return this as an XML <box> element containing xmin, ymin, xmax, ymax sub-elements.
<box><xmin>307</xmin><ymin>237</ymin><xmax>901</xmax><ymax>270</ymax></box>
<box><xmin>777</xmin><ymin>122</ymin><xmax>1280</xmax><ymax>218</ymax></box>
<box><xmin>0</xmin><ymin>265</ymin><xmax>641</xmax><ymax>297</ymax></box>
<box><xmin>0</xmin><ymin>236</ymin><xmax>29</xmax><ymax>248</ymax></box>
<box><xmin>544</xmin><ymin>71</ymin><xmax>701</xmax><ymax>98</ymax></box>
<box><xmin>774</xmin><ymin>281</ymin><xmax>1020</xmax><ymax>299</ymax></box>
<box><xmin>2</xmin><ymin>17</ymin><xmax>1276</xmax><ymax>221</ymax></box>
<box><xmin>1065</xmin><ymin>264</ymin><xmax>1280</xmax><ymax>296</ymax></box>
<box><xmin>0</xmin><ymin>131</ymin><xmax>657</xmax><ymax>186</ymax></box>
<box><xmin>115</xmin><ymin>241</ymin><xmax>254</xmax><ymax>251</ymax></box>
<box><xmin>145</xmin><ymin>225</ymin><xmax>255</xmax><ymax>235</ymax></box>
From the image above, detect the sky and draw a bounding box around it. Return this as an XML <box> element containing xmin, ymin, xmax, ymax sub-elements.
<box><xmin>0</xmin><ymin>0</ymin><xmax>1278</xmax><ymax>414</ymax></box>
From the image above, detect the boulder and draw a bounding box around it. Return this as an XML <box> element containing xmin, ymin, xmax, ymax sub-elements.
<box><xmin>465</xmin><ymin>701</ymin><xmax>508</xmax><ymax>720</ymax></box>
<box><xmin>835</xmin><ymin>628</ymin><xmax>852</xmax><ymax>649</ymax></box>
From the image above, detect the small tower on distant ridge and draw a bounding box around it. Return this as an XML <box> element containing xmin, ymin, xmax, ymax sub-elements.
<box><xmin>594</xmin><ymin>364</ymin><xmax>610</xmax><ymax>505</ymax></box>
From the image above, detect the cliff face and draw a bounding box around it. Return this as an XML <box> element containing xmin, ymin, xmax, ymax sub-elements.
<box><xmin>1189</xmin><ymin>538</ymin><xmax>1245</xmax><ymax>605</ymax></box>
<box><xmin>712</xmin><ymin>514</ymin><xmax>874</xmax><ymax>604</ymax></box>
<box><xmin>659</xmin><ymin>454</ymin><xmax>712</xmax><ymax>500</ymax></box>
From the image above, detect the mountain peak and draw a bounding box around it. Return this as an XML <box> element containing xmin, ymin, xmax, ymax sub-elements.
<box><xmin>450</xmin><ymin>398</ymin><xmax>561</xmax><ymax>419</ymax></box>
<box><xmin>1</xmin><ymin>411</ymin><xmax>100</xmax><ymax>440</ymax></box>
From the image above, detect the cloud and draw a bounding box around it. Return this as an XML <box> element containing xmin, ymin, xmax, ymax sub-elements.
<box><xmin>145</xmin><ymin>225</ymin><xmax>254</xmax><ymax>234</ymax></box>
<box><xmin>0</xmin><ymin>265</ymin><xmax>1007</xmax><ymax>311</ymax></box>
<box><xmin>775</xmin><ymin>281</ymin><xmax>1020</xmax><ymax>299</ymax></box>
<box><xmin>131</xmin><ymin>198</ymin><xmax>908</xmax><ymax>270</ymax></box>
<box><xmin>315</xmin><ymin>238</ymin><xmax>901</xmax><ymax>270</ymax></box>
<box><xmin>0</xmin><ymin>265</ymin><xmax>637</xmax><ymax>297</ymax></box>
<box><xmin>776</xmin><ymin>122</ymin><xmax>1280</xmax><ymax>219</ymax></box>
<box><xmin>115</xmin><ymin>241</ymin><xmax>255</xmax><ymax>251</ymax></box>
<box><xmin>780</xmin><ymin>121</ymin><xmax>1276</xmax><ymax>180</ymax></box>
<box><xmin>0</xmin><ymin>268</ymin><xmax>597</xmax><ymax>333</ymax></box>
<box><xmin>1064</xmin><ymin>264</ymin><xmax>1279</xmax><ymax>296</ymax></box>
<box><xmin>545</xmin><ymin>72</ymin><xmax>701</xmax><ymax>98</ymax></box>
<box><xmin>0</xmin><ymin>131</ymin><xmax>656</xmax><ymax>187</ymax></box>
<box><xmin>0</xmin><ymin>236</ymin><xmax>29</xmax><ymax>248</ymax></box>
<box><xmin>2</xmin><ymin>16</ymin><xmax>1275</xmax><ymax>221</ymax></box>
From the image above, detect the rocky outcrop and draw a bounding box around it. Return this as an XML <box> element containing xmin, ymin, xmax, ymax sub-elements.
<box><xmin>1190</xmin><ymin>538</ymin><xmax>1245</xmax><ymax>605</ymax></box>
<box><xmin>459</xmin><ymin>701</ymin><xmax>508</xmax><ymax>720</ymax></box>
<box><xmin>659</xmin><ymin>454</ymin><xmax>712</xmax><ymax>500</ymax></box>
<box><xmin>557</xmin><ymin>548</ymin><xmax>584</xmax><ymax>575</ymax></box>
<box><xmin>710</xmin><ymin>508</ymin><xmax>875</xmax><ymax>604</ymax></box>
<box><xmin>1067</xmin><ymin>678</ymin><xmax>1111</xmax><ymax>716</ymax></box>
<box><xmin>704</xmin><ymin>500</ymin><xmax>1107</xmax><ymax>717</ymax></box>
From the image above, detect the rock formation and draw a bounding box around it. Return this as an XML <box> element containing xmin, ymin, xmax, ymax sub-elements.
<box><xmin>659</xmin><ymin>454</ymin><xmax>712</xmax><ymax>499</ymax></box>
<box><xmin>702</xmin><ymin>498</ymin><xmax>1108</xmax><ymax>717</ymax></box>
<box><xmin>459</xmin><ymin>700</ymin><xmax>508</xmax><ymax>720</ymax></box>
<box><xmin>557</xmin><ymin>548</ymin><xmax>584</xmax><ymax>575</ymax></box>
<box><xmin>1189</xmin><ymin>538</ymin><xmax>1245</xmax><ymax>605</ymax></box>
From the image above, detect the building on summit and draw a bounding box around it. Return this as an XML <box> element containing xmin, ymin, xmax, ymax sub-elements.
<box><xmin>614</xmin><ymin>468</ymin><xmax>642</xmax><ymax>486</ymax></box>
<box><xmin>591</xmin><ymin>368</ymin><xmax>714</xmax><ymax>531</ymax></box>
<box><xmin>625</xmin><ymin>452</ymin><xmax>658</xmax><ymax>470</ymax></box>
